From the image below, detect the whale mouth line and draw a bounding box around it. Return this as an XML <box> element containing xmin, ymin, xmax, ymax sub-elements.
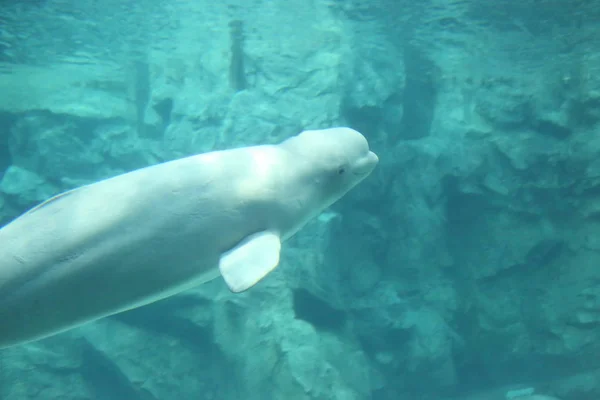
<box><xmin>353</xmin><ymin>170</ymin><xmax>370</xmax><ymax>176</ymax></box>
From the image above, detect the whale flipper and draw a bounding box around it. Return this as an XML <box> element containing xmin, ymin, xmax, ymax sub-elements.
<box><xmin>219</xmin><ymin>231</ymin><xmax>281</xmax><ymax>293</ymax></box>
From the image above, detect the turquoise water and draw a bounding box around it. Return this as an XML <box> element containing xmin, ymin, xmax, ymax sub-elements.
<box><xmin>0</xmin><ymin>1</ymin><xmax>598</xmax><ymax>399</ymax></box>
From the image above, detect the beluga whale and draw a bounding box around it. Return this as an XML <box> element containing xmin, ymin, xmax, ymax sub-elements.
<box><xmin>0</xmin><ymin>127</ymin><xmax>378</xmax><ymax>348</ymax></box>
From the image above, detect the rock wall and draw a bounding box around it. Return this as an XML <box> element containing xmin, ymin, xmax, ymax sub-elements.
<box><xmin>1</xmin><ymin>0</ymin><xmax>599</xmax><ymax>399</ymax></box>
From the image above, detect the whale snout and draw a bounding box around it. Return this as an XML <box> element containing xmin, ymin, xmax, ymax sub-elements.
<box><xmin>353</xmin><ymin>150</ymin><xmax>379</xmax><ymax>176</ymax></box>
<box><xmin>367</xmin><ymin>151</ymin><xmax>379</xmax><ymax>167</ymax></box>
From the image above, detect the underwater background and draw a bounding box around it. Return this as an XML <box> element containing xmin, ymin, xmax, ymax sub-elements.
<box><xmin>0</xmin><ymin>0</ymin><xmax>599</xmax><ymax>399</ymax></box>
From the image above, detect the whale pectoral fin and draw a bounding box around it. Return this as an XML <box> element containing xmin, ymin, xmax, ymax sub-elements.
<box><xmin>219</xmin><ymin>231</ymin><xmax>282</xmax><ymax>293</ymax></box>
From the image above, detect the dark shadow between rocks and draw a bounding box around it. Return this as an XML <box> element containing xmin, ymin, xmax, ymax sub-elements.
<box><xmin>80</xmin><ymin>339</ymin><xmax>153</xmax><ymax>400</ymax></box>
<box><xmin>0</xmin><ymin>112</ymin><xmax>15</xmax><ymax>177</ymax></box>
<box><xmin>398</xmin><ymin>45</ymin><xmax>437</xmax><ymax>140</ymax></box>
<box><xmin>111</xmin><ymin>296</ymin><xmax>215</xmax><ymax>353</ymax></box>
<box><xmin>292</xmin><ymin>288</ymin><xmax>347</xmax><ymax>332</ymax></box>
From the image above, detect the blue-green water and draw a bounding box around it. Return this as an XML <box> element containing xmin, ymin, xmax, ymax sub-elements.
<box><xmin>0</xmin><ymin>1</ymin><xmax>598</xmax><ymax>399</ymax></box>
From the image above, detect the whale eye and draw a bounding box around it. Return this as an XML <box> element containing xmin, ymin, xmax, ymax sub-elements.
<box><xmin>337</xmin><ymin>166</ymin><xmax>346</xmax><ymax>175</ymax></box>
